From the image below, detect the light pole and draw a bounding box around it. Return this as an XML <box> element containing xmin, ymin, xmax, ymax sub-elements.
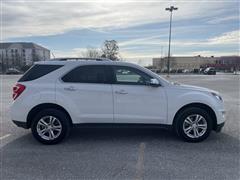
<box><xmin>165</xmin><ymin>6</ymin><xmax>178</xmax><ymax>76</ymax></box>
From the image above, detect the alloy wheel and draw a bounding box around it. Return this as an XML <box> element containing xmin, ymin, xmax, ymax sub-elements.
<box><xmin>183</xmin><ymin>114</ymin><xmax>207</xmax><ymax>139</ymax></box>
<box><xmin>36</xmin><ymin>116</ymin><xmax>62</xmax><ymax>140</ymax></box>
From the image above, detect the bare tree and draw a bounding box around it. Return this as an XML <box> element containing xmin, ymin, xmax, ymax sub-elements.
<box><xmin>82</xmin><ymin>47</ymin><xmax>101</xmax><ymax>58</ymax></box>
<box><xmin>101</xmin><ymin>40</ymin><xmax>120</xmax><ymax>61</ymax></box>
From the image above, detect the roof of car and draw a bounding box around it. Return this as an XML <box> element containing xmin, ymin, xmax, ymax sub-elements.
<box><xmin>34</xmin><ymin>58</ymin><xmax>170</xmax><ymax>86</ymax></box>
<box><xmin>35</xmin><ymin>58</ymin><xmax>135</xmax><ymax>66</ymax></box>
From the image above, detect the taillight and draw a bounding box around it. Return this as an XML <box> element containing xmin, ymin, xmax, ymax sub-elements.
<box><xmin>13</xmin><ymin>84</ymin><xmax>26</xmax><ymax>100</ymax></box>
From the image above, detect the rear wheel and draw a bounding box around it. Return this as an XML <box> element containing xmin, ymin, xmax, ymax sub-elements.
<box><xmin>174</xmin><ymin>107</ymin><xmax>212</xmax><ymax>142</ymax></box>
<box><xmin>31</xmin><ymin>109</ymin><xmax>71</xmax><ymax>144</ymax></box>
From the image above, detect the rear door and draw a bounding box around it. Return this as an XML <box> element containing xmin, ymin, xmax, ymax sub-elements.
<box><xmin>56</xmin><ymin>65</ymin><xmax>114</xmax><ymax>123</ymax></box>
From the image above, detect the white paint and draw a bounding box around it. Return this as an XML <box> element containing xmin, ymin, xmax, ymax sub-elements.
<box><xmin>0</xmin><ymin>134</ymin><xmax>11</xmax><ymax>140</ymax></box>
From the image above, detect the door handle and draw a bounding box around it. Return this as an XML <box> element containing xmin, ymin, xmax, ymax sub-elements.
<box><xmin>64</xmin><ymin>86</ymin><xmax>77</xmax><ymax>91</ymax></box>
<box><xmin>115</xmin><ymin>90</ymin><xmax>128</xmax><ymax>95</ymax></box>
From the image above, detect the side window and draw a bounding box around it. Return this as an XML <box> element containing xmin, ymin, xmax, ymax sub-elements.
<box><xmin>62</xmin><ymin>65</ymin><xmax>111</xmax><ymax>84</ymax></box>
<box><xmin>114</xmin><ymin>66</ymin><xmax>152</xmax><ymax>85</ymax></box>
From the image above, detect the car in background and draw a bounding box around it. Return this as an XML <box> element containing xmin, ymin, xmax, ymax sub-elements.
<box><xmin>182</xmin><ymin>69</ymin><xmax>190</xmax><ymax>73</ymax></box>
<box><xmin>204</xmin><ymin>67</ymin><xmax>216</xmax><ymax>75</ymax></box>
<box><xmin>233</xmin><ymin>71</ymin><xmax>240</xmax><ymax>75</ymax></box>
<box><xmin>6</xmin><ymin>68</ymin><xmax>22</xmax><ymax>75</ymax></box>
<box><xmin>199</xmin><ymin>68</ymin><xmax>205</xmax><ymax>74</ymax></box>
<box><xmin>193</xmin><ymin>69</ymin><xmax>200</xmax><ymax>74</ymax></box>
<box><xmin>162</xmin><ymin>69</ymin><xmax>168</xmax><ymax>73</ymax></box>
<box><xmin>170</xmin><ymin>69</ymin><xmax>177</xmax><ymax>73</ymax></box>
<box><xmin>177</xmin><ymin>69</ymin><xmax>183</xmax><ymax>73</ymax></box>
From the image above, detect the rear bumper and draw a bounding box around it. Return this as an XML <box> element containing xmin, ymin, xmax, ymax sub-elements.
<box><xmin>12</xmin><ymin>120</ymin><xmax>28</xmax><ymax>129</ymax></box>
<box><xmin>215</xmin><ymin>122</ymin><xmax>225</xmax><ymax>132</ymax></box>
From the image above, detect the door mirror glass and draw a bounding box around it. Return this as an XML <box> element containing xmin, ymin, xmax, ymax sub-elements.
<box><xmin>149</xmin><ymin>78</ymin><xmax>160</xmax><ymax>87</ymax></box>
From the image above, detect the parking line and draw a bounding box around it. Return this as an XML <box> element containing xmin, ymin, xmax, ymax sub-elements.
<box><xmin>0</xmin><ymin>134</ymin><xmax>11</xmax><ymax>140</ymax></box>
<box><xmin>135</xmin><ymin>142</ymin><xmax>146</xmax><ymax>180</ymax></box>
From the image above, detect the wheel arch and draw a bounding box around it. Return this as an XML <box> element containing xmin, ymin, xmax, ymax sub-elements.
<box><xmin>26</xmin><ymin>103</ymin><xmax>73</xmax><ymax>128</ymax></box>
<box><xmin>172</xmin><ymin>103</ymin><xmax>217</xmax><ymax>131</ymax></box>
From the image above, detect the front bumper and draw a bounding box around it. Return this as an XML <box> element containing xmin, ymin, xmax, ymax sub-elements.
<box><xmin>12</xmin><ymin>120</ymin><xmax>28</xmax><ymax>129</ymax></box>
<box><xmin>215</xmin><ymin>122</ymin><xmax>225</xmax><ymax>132</ymax></box>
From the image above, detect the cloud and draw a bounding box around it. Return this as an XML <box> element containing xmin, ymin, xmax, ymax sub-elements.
<box><xmin>51</xmin><ymin>29</ymin><xmax>239</xmax><ymax>60</ymax></box>
<box><xmin>118</xmin><ymin>30</ymin><xmax>240</xmax><ymax>47</ymax></box>
<box><xmin>52</xmin><ymin>48</ymin><xmax>90</xmax><ymax>58</ymax></box>
<box><xmin>119</xmin><ymin>35</ymin><xmax>166</xmax><ymax>46</ymax></box>
<box><xmin>208</xmin><ymin>30</ymin><xmax>240</xmax><ymax>44</ymax></box>
<box><xmin>2</xmin><ymin>1</ymin><xmax>238</xmax><ymax>39</ymax></box>
<box><xmin>2</xmin><ymin>1</ymin><xmax>239</xmax><ymax>59</ymax></box>
<box><xmin>182</xmin><ymin>51</ymin><xmax>239</xmax><ymax>57</ymax></box>
<box><xmin>207</xmin><ymin>15</ymin><xmax>239</xmax><ymax>24</ymax></box>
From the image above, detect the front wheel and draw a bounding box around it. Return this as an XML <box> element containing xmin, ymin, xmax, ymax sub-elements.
<box><xmin>31</xmin><ymin>109</ymin><xmax>71</xmax><ymax>144</ymax></box>
<box><xmin>174</xmin><ymin>107</ymin><xmax>212</xmax><ymax>142</ymax></box>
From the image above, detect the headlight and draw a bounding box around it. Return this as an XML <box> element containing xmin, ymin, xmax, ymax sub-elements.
<box><xmin>211</xmin><ymin>92</ymin><xmax>223</xmax><ymax>101</ymax></box>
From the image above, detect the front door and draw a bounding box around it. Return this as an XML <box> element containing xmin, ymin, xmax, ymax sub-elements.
<box><xmin>112</xmin><ymin>66</ymin><xmax>167</xmax><ymax>124</ymax></box>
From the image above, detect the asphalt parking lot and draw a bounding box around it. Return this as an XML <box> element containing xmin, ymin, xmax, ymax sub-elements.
<box><xmin>0</xmin><ymin>74</ymin><xmax>239</xmax><ymax>180</ymax></box>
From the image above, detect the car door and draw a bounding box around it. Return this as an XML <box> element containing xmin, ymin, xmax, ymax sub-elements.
<box><xmin>56</xmin><ymin>65</ymin><xmax>113</xmax><ymax>123</ymax></box>
<box><xmin>112</xmin><ymin>65</ymin><xmax>167</xmax><ymax>124</ymax></box>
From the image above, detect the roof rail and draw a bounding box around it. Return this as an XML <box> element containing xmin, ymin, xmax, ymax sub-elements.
<box><xmin>51</xmin><ymin>57</ymin><xmax>111</xmax><ymax>61</ymax></box>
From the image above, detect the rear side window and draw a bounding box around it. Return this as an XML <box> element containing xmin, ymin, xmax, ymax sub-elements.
<box><xmin>18</xmin><ymin>64</ymin><xmax>63</xmax><ymax>82</ymax></box>
<box><xmin>62</xmin><ymin>65</ymin><xmax>111</xmax><ymax>84</ymax></box>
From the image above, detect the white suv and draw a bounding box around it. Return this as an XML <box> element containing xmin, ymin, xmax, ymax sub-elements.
<box><xmin>11</xmin><ymin>58</ymin><xmax>225</xmax><ymax>144</ymax></box>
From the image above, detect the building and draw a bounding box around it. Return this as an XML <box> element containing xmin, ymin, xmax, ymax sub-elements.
<box><xmin>204</xmin><ymin>56</ymin><xmax>240</xmax><ymax>71</ymax></box>
<box><xmin>0</xmin><ymin>42</ymin><xmax>50</xmax><ymax>72</ymax></box>
<box><xmin>153</xmin><ymin>56</ymin><xmax>217</xmax><ymax>70</ymax></box>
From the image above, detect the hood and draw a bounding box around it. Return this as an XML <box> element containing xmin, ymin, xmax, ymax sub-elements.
<box><xmin>171</xmin><ymin>82</ymin><xmax>219</xmax><ymax>94</ymax></box>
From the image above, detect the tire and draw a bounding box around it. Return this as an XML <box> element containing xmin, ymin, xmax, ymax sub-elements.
<box><xmin>174</xmin><ymin>107</ymin><xmax>212</xmax><ymax>142</ymax></box>
<box><xmin>31</xmin><ymin>108</ymin><xmax>71</xmax><ymax>145</ymax></box>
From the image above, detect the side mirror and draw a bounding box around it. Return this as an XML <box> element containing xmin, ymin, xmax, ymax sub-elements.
<box><xmin>149</xmin><ymin>78</ymin><xmax>160</xmax><ymax>87</ymax></box>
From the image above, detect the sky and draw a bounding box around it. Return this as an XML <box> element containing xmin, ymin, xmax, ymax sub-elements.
<box><xmin>1</xmin><ymin>0</ymin><xmax>239</xmax><ymax>65</ymax></box>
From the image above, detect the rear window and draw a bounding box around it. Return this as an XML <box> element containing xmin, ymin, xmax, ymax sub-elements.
<box><xmin>18</xmin><ymin>64</ymin><xmax>63</xmax><ymax>82</ymax></box>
